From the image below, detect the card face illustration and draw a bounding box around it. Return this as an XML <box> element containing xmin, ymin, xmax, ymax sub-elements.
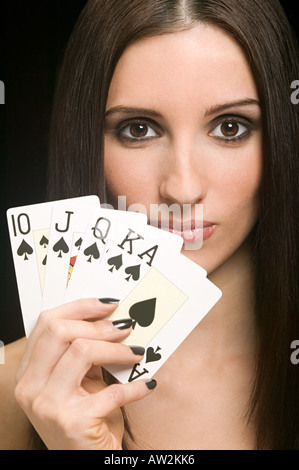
<box><xmin>6</xmin><ymin>196</ymin><xmax>100</xmax><ymax>335</ymax></box>
<box><xmin>7</xmin><ymin>196</ymin><xmax>221</xmax><ymax>381</ymax></box>
<box><xmin>7</xmin><ymin>202</ymin><xmax>55</xmax><ymax>335</ymax></box>
<box><xmin>64</xmin><ymin>218</ymin><xmax>187</xmax><ymax>304</ymax></box>
<box><xmin>64</xmin><ymin>208</ymin><xmax>148</xmax><ymax>302</ymax></box>
<box><xmin>42</xmin><ymin>195</ymin><xmax>100</xmax><ymax>310</ymax></box>
<box><xmin>106</xmin><ymin>267</ymin><xmax>188</xmax><ymax>346</ymax></box>
<box><xmin>104</xmin><ymin>253</ymin><xmax>221</xmax><ymax>383</ymax></box>
<box><xmin>66</xmin><ymin>231</ymin><xmax>84</xmax><ymax>285</ymax></box>
<box><xmin>32</xmin><ymin>228</ymin><xmax>49</xmax><ymax>292</ymax></box>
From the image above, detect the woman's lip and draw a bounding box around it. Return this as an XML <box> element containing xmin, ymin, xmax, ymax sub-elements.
<box><xmin>169</xmin><ymin>225</ymin><xmax>217</xmax><ymax>243</ymax></box>
<box><xmin>153</xmin><ymin>220</ymin><xmax>217</xmax><ymax>243</ymax></box>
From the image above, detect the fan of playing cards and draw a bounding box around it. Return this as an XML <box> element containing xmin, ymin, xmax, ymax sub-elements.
<box><xmin>7</xmin><ymin>196</ymin><xmax>222</xmax><ymax>383</ymax></box>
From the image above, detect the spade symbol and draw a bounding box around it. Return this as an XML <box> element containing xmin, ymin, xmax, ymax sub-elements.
<box><xmin>53</xmin><ymin>237</ymin><xmax>69</xmax><ymax>258</ymax></box>
<box><xmin>124</xmin><ymin>264</ymin><xmax>140</xmax><ymax>282</ymax></box>
<box><xmin>74</xmin><ymin>237</ymin><xmax>83</xmax><ymax>250</ymax></box>
<box><xmin>83</xmin><ymin>242</ymin><xmax>100</xmax><ymax>263</ymax></box>
<box><xmin>146</xmin><ymin>346</ymin><xmax>162</xmax><ymax>363</ymax></box>
<box><xmin>129</xmin><ymin>297</ymin><xmax>156</xmax><ymax>330</ymax></box>
<box><xmin>42</xmin><ymin>254</ymin><xmax>47</xmax><ymax>266</ymax></box>
<box><xmin>107</xmin><ymin>254</ymin><xmax>123</xmax><ymax>272</ymax></box>
<box><xmin>39</xmin><ymin>235</ymin><xmax>49</xmax><ymax>248</ymax></box>
<box><xmin>17</xmin><ymin>239</ymin><xmax>33</xmax><ymax>261</ymax></box>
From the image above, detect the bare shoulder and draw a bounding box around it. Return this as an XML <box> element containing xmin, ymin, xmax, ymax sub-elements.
<box><xmin>0</xmin><ymin>337</ymin><xmax>32</xmax><ymax>449</ymax></box>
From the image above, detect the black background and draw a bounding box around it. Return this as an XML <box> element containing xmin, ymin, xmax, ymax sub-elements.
<box><xmin>1</xmin><ymin>1</ymin><xmax>298</xmax><ymax>345</ymax></box>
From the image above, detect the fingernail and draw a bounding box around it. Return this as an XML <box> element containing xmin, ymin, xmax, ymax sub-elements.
<box><xmin>129</xmin><ymin>345</ymin><xmax>145</xmax><ymax>356</ymax></box>
<box><xmin>112</xmin><ymin>318</ymin><xmax>133</xmax><ymax>330</ymax></box>
<box><xmin>99</xmin><ymin>297</ymin><xmax>120</xmax><ymax>304</ymax></box>
<box><xmin>145</xmin><ymin>379</ymin><xmax>157</xmax><ymax>390</ymax></box>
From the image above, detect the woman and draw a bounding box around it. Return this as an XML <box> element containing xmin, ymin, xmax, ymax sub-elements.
<box><xmin>1</xmin><ymin>0</ymin><xmax>298</xmax><ymax>449</ymax></box>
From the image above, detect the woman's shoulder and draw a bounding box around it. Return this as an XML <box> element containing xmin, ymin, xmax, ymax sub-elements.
<box><xmin>0</xmin><ymin>337</ymin><xmax>32</xmax><ymax>450</ymax></box>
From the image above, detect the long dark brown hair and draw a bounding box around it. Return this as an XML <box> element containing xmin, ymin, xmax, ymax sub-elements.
<box><xmin>42</xmin><ymin>0</ymin><xmax>299</xmax><ymax>449</ymax></box>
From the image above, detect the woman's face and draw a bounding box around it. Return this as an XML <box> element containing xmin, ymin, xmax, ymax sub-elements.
<box><xmin>104</xmin><ymin>24</ymin><xmax>262</xmax><ymax>275</ymax></box>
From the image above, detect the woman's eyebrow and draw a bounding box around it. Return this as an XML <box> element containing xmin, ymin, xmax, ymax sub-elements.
<box><xmin>205</xmin><ymin>98</ymin><xmax>260</xmax><ymax>117</ymax></box>
<box><xmin>105</xmin><ymin>99</ymin><xmax>260</xmax><ymax>119</ymax></box>
<box><xmin>105</xmin><ymin>106</ymin><xmax>162</xmax><ymax>119</ymax></box>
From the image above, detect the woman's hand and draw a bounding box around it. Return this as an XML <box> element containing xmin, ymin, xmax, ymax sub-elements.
<box><xmin>14</xmin><ymin>298</ymin><xmax>156</xmax><ymax>450</ymax></box>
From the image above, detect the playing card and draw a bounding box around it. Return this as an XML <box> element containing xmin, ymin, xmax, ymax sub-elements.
<box><xmin>103</xmin><ymin>252</ymin><xmax>221</xmax><ymax>383</ymax></box>
<box><xmin>106</xmin><ymin>221</ymin><xmax>185</xmax><ymax>279</ymax></box>
<box><xmin>106</xmin><ymin>267</ymin><xmax>188</xmax><ymax>346</ymax></box>
<box><xmin>64</xmin><ymin>219</ymin><xmax>189</xmax><ymax>303</ymax></box>
<box><xmin>42</xmin><ymin>195</ymin><xmax>100</xmax><ymax>310</ymax></box>
<box><xmin>6</xmin><ymin>196</ymin><xmax>100</xmax><ymax>336</ymax></box>
<box><xmin>63</xmin><ymin>208</ymin><xmax>148</xmax><ymax>302</ymax></box>
<box><xmin>7</xmin><ymin>201</ymin><xmax>54</xmax><ymax>336</ymax></box>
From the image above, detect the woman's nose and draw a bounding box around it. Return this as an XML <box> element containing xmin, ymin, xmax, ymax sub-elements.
<box><xmin>159</xmin><ymin>140</ymin><xmax>207</xmax><ymax>206</ymax></box>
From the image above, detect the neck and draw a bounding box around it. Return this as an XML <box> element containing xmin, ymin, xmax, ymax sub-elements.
<box><xmin>185</xmin><ymin>240</ymin><xmax>257</xmax><ymax>362</ymax></box>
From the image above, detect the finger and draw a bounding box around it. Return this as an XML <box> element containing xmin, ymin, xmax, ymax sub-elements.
<box><xmin>83</xmin><ymin>379</ymin><xmax>157</xmax><ymax>418</ymax></box>
<box><xmin>18</xmin><ymin>298</ymin><xmax>119</xmax><ymax>379</ymax></box>
<box><xmin>44</xmin><ymin>340</ymin><xmax>145</xmax><ymax>398</ymax></box>
<box><xmin>17</xmin><ymin>317</ymin><xmax>133</xmax><ymax>394</ymax></box>
<box><xmin>36</xmin><ymin>298</ymin><xmax>119</xmax><ymax>336</ymax></box>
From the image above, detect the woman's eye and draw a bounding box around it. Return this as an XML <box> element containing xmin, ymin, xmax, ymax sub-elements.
<box><xmin>209</xmin><ymin>120</ymin><xmax>248</xmax><ymax>141</ymax></box>
<box><xmin>119</xmin><ymin>122</ymin><xmax>158</xmax><ymax>140</ymax></box>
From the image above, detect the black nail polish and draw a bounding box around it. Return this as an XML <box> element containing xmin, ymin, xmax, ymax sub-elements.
<box><xmin>112</xmin><ymin>318</ymin><xmax>133</xmax><ymax>330</ymax></box>
<box><xmin>99</xmin><ymin>297</ymin><xmax>120</xmax><ymax>304</ymax></box>
<box><xmin>145</xmin><ymin>379</ymin><xmax>157</xmax><ymax>390</ymax></box>
<box><xmin>129</xmin><ymin>345</ymin><xmax>145</xmax><ymax>355</ymax></box>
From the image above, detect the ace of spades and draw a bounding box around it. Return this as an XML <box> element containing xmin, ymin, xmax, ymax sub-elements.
<box><xmin>104</xmin><ymin>252</ymin><xmax>222</xmax><ymax>384</ymax></box>
<box><xmin>106</xmin><ymin>267</ymin><xmax>188</xmax><ymax>347</ymax></box>
<box><xmin>129</xmin><ymin>297</ymin><xmax>157</xmax><ymax>329</ymax></box>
